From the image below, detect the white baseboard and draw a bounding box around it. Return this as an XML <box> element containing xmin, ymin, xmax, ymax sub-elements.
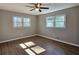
<box><xmin>37</xmin><ymin>34</ymin><xmax>79</xmax><ymax>47</ymax></box>
<box><xmin>0</xmin><ymin>34</ymin><xmax>79</xmax><ymax>47</ymax></box>
<box><xmin>0</xmin><ymin>34</ymin><xmax>37</xmax><ymax>44</ymax></box>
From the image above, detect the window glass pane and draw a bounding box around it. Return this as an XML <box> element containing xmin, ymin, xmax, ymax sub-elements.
<box><xmin>13</xmin><ymin>17</ymin><xmax>18</xmax><ymax>27</ymax></box>
<box><xmin>17</xmin><ymin>17</ymin><xmax>22</xmax><ymax>27</ymax></box>
<box><xmin>55</xmin><ymin>15</ymin><xmax>65</xmax><ymax>28</ymax></box>
<box><xmin>46</xmin><ymin>23</ymin><xmax>54</xmax><ymax>27</ymax></box>
<box><xmin>46</xmin><ymin>16</ymin><xmax>54</xmax><ymax>27</ymax></box>
<box><xmin>47</xmin><ymin>18</ymin><xmax>53</xmax><ymax>23</ymax></box>
<box><xmin>55</xmin><ymin>16</ymin><xmax>64</xmax><ymax>21</ymax></box>
<box><xmin>23</xmin><ymin>22</ymin><xmax>30</xmax><ymax>27</ymax></box>
<box><xmin>13</xmin><ymin>16</ymin><xmax>22</xmax><ymax>27</ymax></box>
<box><xmin>23</xmin><ymin>18</ymin><xmax>30</xmax><ymax>23</ymax></box>
<box><xmin>23</xmin><ymin>18</ymin><xmax>31</xmax><ymax>27</ymax></box>
<box><xmin>55</xmin><ymin>21</ymin><xmax>65</xmax><ymax>28</ymax></box>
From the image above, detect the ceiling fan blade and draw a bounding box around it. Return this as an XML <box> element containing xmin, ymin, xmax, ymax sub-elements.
<box><xmin>30</xmin><ymin>3</ymin><xmax>37</xmax><ymax>5</ymax></box>
<box><xmin>40</xmin><ymin>7</ymin><xmax>49</xmax><ymax>9</ymax></box>
<box><xmin>26</xmin><ymin>6</ymin><xmax>34</xmax><ymax>8</ymax></box>
<box><xmin>30</xmin><ymin>9</ymin><xmax>35</xmax><ymax>11</ymax></box>
<box><xmin>39</xmin><ymin>9</ymin><xmax>42</xmax><ymax>12</ymax></box>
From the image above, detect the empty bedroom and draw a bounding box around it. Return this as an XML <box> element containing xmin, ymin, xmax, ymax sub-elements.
<box><xmin>0</xmin><ymin>3</ymin><xmax>79</xmax><ymax>55</ymax></box>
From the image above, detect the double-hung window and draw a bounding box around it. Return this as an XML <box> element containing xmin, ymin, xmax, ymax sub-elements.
<box><xmin>46</xmin><ymin>15</ymin><xmax>65</xmax><ymax>28</ymax></box>
<box><xmin>13</xmin><ymin>16</ymin><xmax>31</xmax><ymax>28</ymax></box>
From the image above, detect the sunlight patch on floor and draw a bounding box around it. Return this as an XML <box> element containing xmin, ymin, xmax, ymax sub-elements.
<box><xmin>24</xmin><ymin>41</ymin><xmax>36</xmax><ymax>47</ymax></box>
<box><xmin>19</xmin><ymin>43</ymin><xmax>27</xmax><ymax>49</ymax></box>
<box><xmin>19</xmin><ymin>41</ymin><xmax>46</xmax><ymax>55</ymax></box>
<box><xmin>31</xmin><ymin>46</ymin><xmax>46</xmax><ymax>54</ymax></box>
<box><xmin>25</xmin><ymin>49</ymin><xmax>36</xmax><ymax>55</ymax></box>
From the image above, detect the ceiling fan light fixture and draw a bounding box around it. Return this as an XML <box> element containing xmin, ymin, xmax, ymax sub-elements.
<box><xmin>37</xmin><ymin>3</ymin><xmax>41</xmax><ymax>7</ymax></box>
<box><xmin>26</xmin><ymin>3</ymin><xmax>49</xmax><ymax>12</ymax></box>
<box><xmin>35</xmin><ymin>8</ymin><xmax>39</xmax><ymax>11</ymax></box>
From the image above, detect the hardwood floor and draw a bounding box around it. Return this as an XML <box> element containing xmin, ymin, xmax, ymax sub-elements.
<box><xmin>0</xmin><ymin>36</ymin><xmax>79</xmax><ymax>55</ymax></box>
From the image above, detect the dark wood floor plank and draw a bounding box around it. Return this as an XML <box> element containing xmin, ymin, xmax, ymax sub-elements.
<box><xmin>0</xmin><ymin>36</ymin><xmax>79</xmax><ymax>55</ymax></box>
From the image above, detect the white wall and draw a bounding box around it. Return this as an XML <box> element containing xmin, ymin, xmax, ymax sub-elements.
<box><xmin>38</xmin><ymin>6</ymin><xmax>79</xmax><ymax>45</ymax></box>
<box><xmin>0</xmin><ymin>10</ymin><xmax>37</xmax><ymax>42</ymax></box>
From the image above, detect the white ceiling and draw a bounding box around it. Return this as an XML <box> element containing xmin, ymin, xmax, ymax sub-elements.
<box><xmin>0</xmin><ymin>3</ymin><xmax>79</xmax><ymax>15</ymax></box>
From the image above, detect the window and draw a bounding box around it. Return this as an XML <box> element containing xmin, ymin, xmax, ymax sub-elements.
<box><xmin>46</xmin><ymin>16</ymin><xmax>54</xmax><ymax>27</ymax></box>
<box><xmin>55</xmin><ymin>15</ymin><xmax>65</xmax><ymax>28</ymax></box>
<box><xmin>46</xmin><ymin>15</ymin><xmax>65</xmax><ymax>28</ymax></box>
<box><xmin>23</xmin><ymin>18</ymin><xmax>31</xmax><ymax>27</ymax></box>
<box><xmin>13</xmin><ymin>16</ymin><xmax>31</xmax><ymax>28</ymax></box>
<box><xmin>13</xmin><ymin>16</ymin><xmax>22</xmax><ymax>27</ymax></box>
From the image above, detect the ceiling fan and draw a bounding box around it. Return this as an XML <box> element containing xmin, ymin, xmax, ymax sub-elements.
<box><xmin>26</xmin><ymin>3</ymin><xmax>49</xmax><ymax>12</ymax></box>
